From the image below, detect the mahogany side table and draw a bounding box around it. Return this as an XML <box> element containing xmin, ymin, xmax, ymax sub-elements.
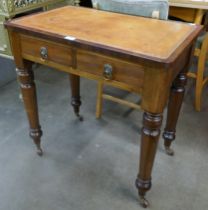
<box><xmin>5</xmin><ymin>6</ymin><xmax>202</xmax><ymax>207</ymax></box>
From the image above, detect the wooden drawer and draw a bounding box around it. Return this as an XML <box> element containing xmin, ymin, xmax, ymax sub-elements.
<box><xmin>21</xmin><ymin>35</ymin><xmax>73</xmax><ymax>67</ymax></box>
<box><xmin>77</xmin><ymin>50</ymin><xmax>144</xmax><ymax>92</ymax></box>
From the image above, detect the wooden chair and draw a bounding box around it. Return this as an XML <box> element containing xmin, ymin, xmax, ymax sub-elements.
<box><xmin>91</xmin><ymin>0</ymin><xmax>169</xmax><ymax>118</ymax></box>
<box><xmin>187</xmin><ymin>33</ymin><xmax>208</xmax><ymax>111</ymax></box>
<box><xmin>169</xmin><ymin>10</ymin><xmax>208</xmax><ymax>111</ymax></box>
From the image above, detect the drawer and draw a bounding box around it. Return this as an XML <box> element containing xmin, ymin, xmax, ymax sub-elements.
<box><xmin>21</xmin><ymin>35</ymin><xmax>73</xmax><ymax>67</ymax></box>
<box><xmin>77</xmin><ymin>50</ymin><xmax>144</xmax><ymax>91</ymax></box>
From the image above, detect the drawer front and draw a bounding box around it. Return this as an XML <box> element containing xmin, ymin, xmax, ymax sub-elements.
<box><xmin>21</xmin><ymin>35</ymin><xmax>73</xmax><ymax>67</ymax></box>
<box><xmin>77</xmin><ymin>50</ymin><xmax>144</xmax><ymax>91</ymax></box>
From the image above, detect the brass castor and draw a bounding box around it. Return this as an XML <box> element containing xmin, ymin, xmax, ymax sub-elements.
<box><xmin>36</xmin><ymin>145</ymin><xmax>43</xmax><ymax>156</ymax></box>
<box><xmin>76</xmin><ymin>113</ymin><xmax>84</xmax><ymax>121</ymax></box>
<box><xmin>135</xmin><ymin>178</ymin><xmax>151</xmax><ymax>208</ymax></box>
<box><xmin>139</xmin><ymin>196</ymin><xmax>149</xmax><ymax>208</ymax></box>
<box><xmin>30</xmin><ymin>127</ymin><xmax>43</xmax><ymax>156</ymax></box>
<box><xmin>165</xmin><ymin>146</ymin><xmax>174</xmax><ymax>156</ymax></box>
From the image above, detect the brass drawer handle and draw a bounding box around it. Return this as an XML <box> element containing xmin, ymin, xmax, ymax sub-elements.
<box><xmin>40</xmin><ymin>47</ymin><xmax>48</xmax><ymax>60</ymax></box>
<box><xmin>103</xmin><ymin>64</ymin><xmax>113</xmax><ymax>80</ymax></box>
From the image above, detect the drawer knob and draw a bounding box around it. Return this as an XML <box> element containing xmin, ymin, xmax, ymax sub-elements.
<box><xmin>103</xmin><ymin>64</ymin><xmax>113</xmax><ymax>80</ymax></box>
<box><xmin>40</xmin><ymin>47</ymin><xmax>48</xmax><ymax>60</ymax></box>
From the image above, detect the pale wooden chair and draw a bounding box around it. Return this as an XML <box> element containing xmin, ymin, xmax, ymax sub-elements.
<box><xmin>169</xmin><ymin>11</ymin><xmax>208</xmax><ymax>111</ymax></box>
<box><xmin>91</xmin><ymin>0</ymin><xmax>169</xmax><ymax>118</ymax></box>
<box><xmin>187</xmin><ymin>33</ymin><xmax>208</xmax><ymax>111</ymax></box>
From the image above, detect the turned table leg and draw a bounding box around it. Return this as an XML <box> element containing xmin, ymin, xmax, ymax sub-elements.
<box><xmin>135</xmin><ymin>112</ymin><xmax>163</xmax><ymax>207</ymax></box>
<box><xmin>163</xmin><ymin>71</ymin><xmax>187</xmax><ymax>156</ymax></box>
<box><xmin>69</xmin><ymin>74</ymin><xmax>83</xmax><ymax>121</ymax></box>
<box><xmin>17</xmin><ymin>63</ymin><xmax>43</xmax><ymax>156</ymax></box>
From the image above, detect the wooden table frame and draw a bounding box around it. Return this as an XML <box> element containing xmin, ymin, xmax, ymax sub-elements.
<box><xmin>5</xmin><ymin>6</ymin><xmax>202</xmax><ymax>207</ymax></box>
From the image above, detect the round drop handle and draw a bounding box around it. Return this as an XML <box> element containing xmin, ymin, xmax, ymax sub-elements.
<box><xmin>40</xmin><ymin>47</ymin><xmax>48</xmax><ymax>60</ymax></box>
<box><xmin>103</xmin><ymin>64</ymin><xmax>113</xmax><ymax>80</ymax></box>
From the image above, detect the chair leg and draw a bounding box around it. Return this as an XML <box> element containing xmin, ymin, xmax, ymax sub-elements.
<box><xmin>195</xmin><ymin>76</ymin><xmax>203</xmax><ymax>111</ymax></box>
<box><xmin>193</xmin><ymin>9</ymin><xmax>204</xmax><ymax>24</ymax></box>
<box><xmin>195</xmin><ymin>35</ymin><xmax>208</xmax><ymax>111</ymax></box>
<box><xmin>96</xmin><ymin>81</ymin><xmax>104</xmax><ymax>119</ymax></box>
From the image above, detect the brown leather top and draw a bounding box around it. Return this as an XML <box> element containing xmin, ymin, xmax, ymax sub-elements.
<box><xmin>6</xmin><ymin>6</ymin><xmax>202</xmax><ymax>63</ymax></box>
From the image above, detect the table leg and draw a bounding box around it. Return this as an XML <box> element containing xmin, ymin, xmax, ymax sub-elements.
<box><xmin>16</xmin><ymin>63</ymin><xmax>43</xmax><ymax>156</ymax></box>
<box><xmin>162</xmin><ymin>71</ymin><xmax>187</xmax><ymax>156</ymax></box>
<box><xmin>135</xmin><ymin>112</ymin><xmax>163</xmax><ymax>208</ymax></box>
<box><xmin>69</xmin><ymin>74</ymin><xmax>83</xmax><ymax>121</ymax></box>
